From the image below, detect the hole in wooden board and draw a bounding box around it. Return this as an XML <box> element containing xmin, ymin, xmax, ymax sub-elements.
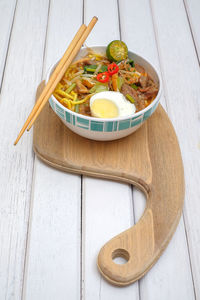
<box><xmin>112</xmin><ymin>248</ymin><xmax>130</xmax><ymax>265</ymax></box>
<box><xmin>110</xmin><ymin>188</ymin><xmax>146</xmax><ymax>266</ymax></box>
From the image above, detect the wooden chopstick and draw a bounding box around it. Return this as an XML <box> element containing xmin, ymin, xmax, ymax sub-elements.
<box><xmin>26</xmin><ymin>16</ymin><xmax>98</xmax><ymax>131</ymax></box>
<box><xmin>14</xmin><ymin>16</ymin><xmax>98</xmax><ymax>145</ymax></box>
<box><xmin>14</xmin><ymin>23</ymin><xmax>87</xmax><ymax>145</ymax></box>
<box><xmin>14</xmin><ymin>25</ymin><xmax>87</xmax><ymax>146</ymax></box>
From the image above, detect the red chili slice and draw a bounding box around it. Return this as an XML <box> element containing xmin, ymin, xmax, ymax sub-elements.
<box><xmin>108</xmin><ymin>63</ymin><xmax>119</xmax><ymax>76</ymax></box>
<box><xmin>96</xmin><ymin>72</ymin><xmax>110</xmax><ymax>83</ymax></box>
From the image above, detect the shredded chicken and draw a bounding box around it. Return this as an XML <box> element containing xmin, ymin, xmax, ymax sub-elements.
<box><xmin>75</xmin><ymin>80</ymin><xmax>88</xmax><ymax>94</ymax></box>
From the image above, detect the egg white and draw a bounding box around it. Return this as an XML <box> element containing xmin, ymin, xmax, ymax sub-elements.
<box><xmin>90</xmin><ymin>91</ymin><xmax>136</xmax><ymax>118</ymax></box>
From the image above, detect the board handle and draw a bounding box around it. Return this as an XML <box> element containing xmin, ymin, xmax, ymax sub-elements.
<box><xmin>97</xmin><ymin>207</ymin><xmax>155</xmax><ymax>286</ymax></box>
<box><xmin>97</xmin><ymin>105</ymin><xmax>185</xmax><ymax>286</ymax></box>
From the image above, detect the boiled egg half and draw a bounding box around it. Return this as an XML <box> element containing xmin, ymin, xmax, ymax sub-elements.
<box><xmin>90</xmin><ymin>91</ymin><xmax>136</xmax><ymax>118</ymax></box>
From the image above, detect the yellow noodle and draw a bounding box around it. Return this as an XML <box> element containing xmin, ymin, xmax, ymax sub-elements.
<box><xmin>53</xmin><ymin>93</ymin><xmax>63</xmax><ymax>102</ymax></box>
<box><xmin>62</xmin><ymin>98</ymin><xmax>72</xmax><ymax>109</ymax></box>
<box><xmin>55</xmin><ymin>82</ymin><xmax>64</xmax><ymax>90</ymax></box>
<box><xmin>70</xmin><ymin>93</ymin><xmax>94</xmax><ymax>105</ymax></box>
<box><xmin>56</xmin><ymin>89</ymin><xmax>74</xmax><ymax>100</ymax></box>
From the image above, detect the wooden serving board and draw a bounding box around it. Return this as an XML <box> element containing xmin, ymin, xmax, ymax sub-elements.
<box><xmin>33</xmin><ymin>82</ymin><xmax>184</xmax><ymax>286</ymax></box>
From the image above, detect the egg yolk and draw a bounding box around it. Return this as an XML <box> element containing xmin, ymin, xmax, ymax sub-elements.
<box><xmin>91</xmin><ymin>98</ymin><xmax>119</xmax><ymax>118</ymax></box>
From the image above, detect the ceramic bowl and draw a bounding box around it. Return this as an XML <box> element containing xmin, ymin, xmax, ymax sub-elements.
<box><xmin>47</xmin><ymin>46</ymin><xmax>162</xmax><ymax>141</ymax></box>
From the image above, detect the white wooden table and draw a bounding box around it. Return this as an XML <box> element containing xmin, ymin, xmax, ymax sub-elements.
<box><xmin>0</xmin><ymin>0</ymin><xmax>200</xmax><ymax>299</ymax></box>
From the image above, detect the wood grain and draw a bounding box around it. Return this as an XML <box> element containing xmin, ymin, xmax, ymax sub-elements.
<box><xmin>33</xmin><ymin>81</ymin><xmax>184</xmax><ymax>285</ymax></box>
<box><xmin>151</xmin><ymin>0</ymin><xmax>200</xmax><ymax>297</ymax></box>
<box><xmin>22</xmin><ymin>1</ymin><xmax>83</xmax><ymax>299</ymax></box>
<box><xmin>184</xmin><ymin>0</ymin><xmax>200</xmax><ymax>62</ymax></box>
<box><xmin>0</xmin><ymin>0</ymin><xmax>49</xmax><ymax>298</ymax></box>
<box><xmin>0</xmin><ymin>0</ymin><xmax>16</xmax><ymax>87</ymax></box>
<box><xmin>23</xmin><ymin>157</ymin><xmax>81</xmax><ymax>300</ymax></box>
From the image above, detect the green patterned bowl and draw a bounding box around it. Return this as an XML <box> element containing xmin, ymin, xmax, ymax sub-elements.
<box><xmin>47</xmin><ymin>46</ymin><xmax>162</xmax><ymax>141</ymax></box>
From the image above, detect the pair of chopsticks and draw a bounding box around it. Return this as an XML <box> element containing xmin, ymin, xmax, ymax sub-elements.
<box><xmin>14</xmin><ymin>16</ymin><xmax>98</xmax><ymax>145</ymax></box>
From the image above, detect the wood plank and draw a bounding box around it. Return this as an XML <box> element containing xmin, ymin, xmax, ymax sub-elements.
<box><xmin>0</xmin><ymin>0</ymin><xmax>16</xmax><ymax>88</ymax></box>
<box><xmin>119</xmin><ymin>0</ymin><xmax>195</xmax><ymax>298</ymax></box>
<box><xmin>184</xmin><ymin>0</ymin><xmax>200</xmax><ymax>63</ymax></box>
<box><xmin>23</xmin><ymin>158</ymin><xmax>81</xmax><ymax>300</ymax></box>
<box><xmin>23</xmin><ymin>0</ymin><xmax>83</xmax><ymax>299</ymax></box>
<box><xmin>133</xmin><ymin>190</ymin><xmax>195</xmax><ymax>299</ymax></box>
<box><xmin>0</xmin><ymin>0</ymin><xmax>49</xmax><ymax>299</ymax></box>
<box><xmin>83</xmin><ymin>0</ymin><xmax>139</xmax><ymax>297</ymax></box>
<box><xmin>83</xmin><ymin>178</ymin><xmax>139</xmax><ymax>298</ymax></box>
<box><xmin>150</xmin><ymin>0</ymin><xmax>200</xmax><ymax>298</ymax></box>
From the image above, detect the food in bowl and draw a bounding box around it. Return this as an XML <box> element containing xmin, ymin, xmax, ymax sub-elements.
<box><xmin>48</xmin><ymin>44</ymin><xmax>161</xmax><ymax>141</ymax></box>
<box><xmin>53</xmin><ymin>40</ymin><xmax>159</xmax><ymax>119</ymax></box>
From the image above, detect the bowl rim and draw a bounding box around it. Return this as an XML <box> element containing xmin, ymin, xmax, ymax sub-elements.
<box><xmin>46</xmin><ymin>45</ymin><xmax>162</xmax><ymax>122</ymax></box>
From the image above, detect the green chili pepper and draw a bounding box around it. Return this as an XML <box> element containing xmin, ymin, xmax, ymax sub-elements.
<box><xmin>84</xmin><ymin>65</ymin><xmax>108</xmax><ymax>74</ymax></box>
<box><xmin>75</xmin><ymin>104</ymin><xmax>79</xmax><ymax>113</ymax></box>
<box><xmin>65</xmin><ymin>83</ymin><xmax>76</xmax><ymax>93</ymax></box>
<box><xmin>84</xmin><ymin>65</ymin><xmax>97</xmax><ymax>73</ymax></box>
<box><xmin>126</xmin><ymin>59</ymin><xmax>135</xmax><ymax>67</ymax></box>
<box><xmin>117</xmin><ymin>77</ymin><xmax>124</xmax><ymax>90</ymax></box>
<box><xmin>126</xmin><ymin>94</ymin><xmax>135</xmax><ymax>103</ymax></box>
<box><xmin>131</xmin><ymin>84</ymin><xmax>138</xmax><ymax>90</ymax></box>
